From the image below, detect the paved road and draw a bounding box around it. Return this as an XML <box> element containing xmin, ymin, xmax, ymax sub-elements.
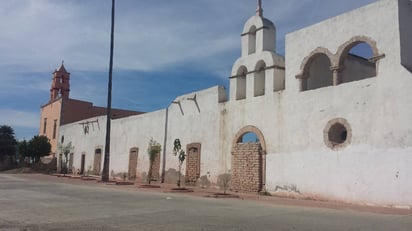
<box><xmin>0</xmin><ymin>174</ymin><xmax>412</xmax><ymax>231</ymax></box>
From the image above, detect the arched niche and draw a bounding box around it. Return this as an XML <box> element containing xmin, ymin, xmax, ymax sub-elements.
<box><xmin>254</xmin><ymin>60</ymin><xmax>266</xmax><ymax>97</ymax></box>
<box><xmin>236</xmin><ymin>66</ymin><xmax>248</xmax><ymax>100</ymax></box>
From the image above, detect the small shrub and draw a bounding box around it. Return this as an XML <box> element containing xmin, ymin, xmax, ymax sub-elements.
<box><xmin>217</xmin><ymin>171</ymin><xmax>231</xmax><ymax>194</ymax></box>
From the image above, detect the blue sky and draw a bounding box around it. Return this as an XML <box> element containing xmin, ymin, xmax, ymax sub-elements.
<box><xmin>0</xmin><ymin>0</ymin><xmax>377</xmax><ymax>140</ymax></box>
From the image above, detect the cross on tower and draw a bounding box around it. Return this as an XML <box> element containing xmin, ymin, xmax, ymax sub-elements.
<box><xmin>256</xmin><ymin>0</ymin><xmax>263</xmax><ymax>17</ymax></box>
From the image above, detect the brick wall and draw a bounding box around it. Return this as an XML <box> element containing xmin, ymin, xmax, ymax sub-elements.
<box><xmin>150</xmin><ymin>153</ymin><xmax>160</xmax><ymax>181</ymax></box>
<box><xmin>231</xmin><ymin>143</ymin><xmax>262</xmax><ymax>192</ymax></box>
<box><xmin>185</xmin><ymin>148</ymin><xmax>200</xmax><ymax>184</ymax></box>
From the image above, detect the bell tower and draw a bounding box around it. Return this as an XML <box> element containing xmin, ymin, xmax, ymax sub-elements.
<box><xmin>240</xmin><ymin>0</ymin><xmax>276</xmax><ymax>57</ymax></box>
<box><xmin>50</xmin><ymin>61</ymin><xmax>70</xmax><ymax>101</ymax></box>
<box><xmin>229</xmin><ymin>0</ymin><xmax>285</xmax><ymax>101</ymax></box>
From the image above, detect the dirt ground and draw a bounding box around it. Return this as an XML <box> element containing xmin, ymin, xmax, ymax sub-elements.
<box><xmin>4</xmin><ymin>170</ymin><xmax>411</xmax><ymax>216</ymax></box>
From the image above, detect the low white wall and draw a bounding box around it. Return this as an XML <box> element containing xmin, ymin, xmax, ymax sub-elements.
<box><xmin>60</xmin><ymin>86</ymin><xmax>225</xmax><ymax>185</ymax></box>
<box><xmin>266</xmin><ymin>146</ymin><xmax>412</xmax><ymax>207</ymax></box>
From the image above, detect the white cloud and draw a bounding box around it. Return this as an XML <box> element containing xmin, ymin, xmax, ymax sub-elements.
<box><xmin>0</xmin><ymin>109</ymin><xmax>39</xmax><ymax>129</ymax></box>
<box><xmin>0</xmin><ymin>0</ymin><xmax>378</xmax><ymax>75</ymax></box>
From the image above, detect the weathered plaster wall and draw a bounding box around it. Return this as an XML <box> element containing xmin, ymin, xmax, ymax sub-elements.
<box><xmin>265</xmin><ymin>0</ymin><xmax>412</xmax><ymax>207</ymax></box>
<box><xmin>109</xmin><ymin>109</ymin><xmax>166</xmax><ymax>180</ymax></box>
<box><xmin>60</xmin><ymin>110</ymin><xmax>166</xmax><ymax>180</ymax></box>
<box><xmin>163</xmin><ymin>86</ymin><xmax>224</xmax><ymax>184</ymax></box>
<box><xmin>60</xmin><ymin>86</ymin><xmax>225</xmax><ymax>185</ymax></box>
<box><xmin>59</xmin><ymin>115</ymin><xmax>107</xmax><ymax>175</ymax></box>
<box><xmin>287</xmin><ymin>0</ymin><xmax>401</xmax><ymax>93</ymax></box>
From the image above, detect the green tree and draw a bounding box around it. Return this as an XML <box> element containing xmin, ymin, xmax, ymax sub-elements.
<box><xmin>58</xmin><ymin>142</ymin><xmax>74</xmax><ymax>174</ymax></box>
<box><xmin>147</xmin><ymin>138</ymin><xmax>161</xmax><ymax>184</ymax></box>
<box><xmin>0</xmin><ymin>125</ymin><xmax>17</xmax><ymax>161</ymax></box>
<box><xmin>173</xmin><ymin>138</ymin><xmax>186</xmax><ymax>188</ymax></box>
<box><xmin>18</xmin><ymin>140</ymin><xmax>28</xmax><ymax>164</ymax></box>
<box><xmin>28</xmin><ymin>135</ymin><xmax>51</xmax><ymax>163</ymax></box>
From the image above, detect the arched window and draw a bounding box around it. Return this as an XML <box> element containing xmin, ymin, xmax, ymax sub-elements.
<box><xmin>52</xmin><ymin>119</ymin><xmax>57</xmax><ymax>139</ymax></box>
<box><xmin>340</xmin><ymin>42</ymin><xmax>377</xmax><ymax>83</ymax></box>
<box><xmin>248</xmin><ymin>26</ymin><xmax>257</xmax><ymax>55</ymax></box>
<box><xmin>254</xmin><ymin>61</ymin><xmax>266</xmax><ymax>97</ymax></box>
<box><xmin>236</xmin><ymin>66</ymin><xmax>247</xmax><ymax>100</ymax></box>
<box><xmin>302</xmin><ymin>53</ymin><xmax>333</xmax><ymax>91</ymax></box>
<box><xmin>232</xmin><ymin>125</ymin><xmax>266</xmax><ymax>192</ymax></box>
<box><xmin>43</xmin><ymin>118</ymin><xmax>47</xmax><ymax>134</ymax></box>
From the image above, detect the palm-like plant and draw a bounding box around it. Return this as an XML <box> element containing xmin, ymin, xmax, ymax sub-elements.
<box><xmin>173</xmin><ymin>138</ymin><xmax>186</xmax><ymax>188</ymax></box>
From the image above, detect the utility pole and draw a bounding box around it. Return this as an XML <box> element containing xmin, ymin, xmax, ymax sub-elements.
<box><xmin>102</xmin><ymin>0</ymin><xmax>115</xmax><ymax>182</ymax></box>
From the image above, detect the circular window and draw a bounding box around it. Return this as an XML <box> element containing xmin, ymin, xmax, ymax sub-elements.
<box><xmin>324</xmin><ymin>118</ymin><xmax>351</xmax><ymax>150</ymax></box>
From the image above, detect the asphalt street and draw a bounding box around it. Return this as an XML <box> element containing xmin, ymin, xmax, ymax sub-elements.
<box><xmin>0</xmin><ymin>174</ymin><xmax>412</xmax><ymax>231</ymax></box>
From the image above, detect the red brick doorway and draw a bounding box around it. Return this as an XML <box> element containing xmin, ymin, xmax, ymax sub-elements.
<box><xmin>185</xmin><ymin>143</ymin><xmax>201</xmax><ymax>185</ymax></box>
<box><xmin>231</xmin><ymin>126</ymin><xmax>266</xmax><ymax>192</ymax></box>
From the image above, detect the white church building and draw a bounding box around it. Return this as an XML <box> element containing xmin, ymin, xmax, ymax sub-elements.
<box><xmin>59</xmin><ymin>0</ymin><xmax>412</xmax><ymax>208</ymax></box>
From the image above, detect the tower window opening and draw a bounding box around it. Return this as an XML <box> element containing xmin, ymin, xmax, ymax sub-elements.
<box><xmin>248</xmin><ymin>26</ymin><xmax>257</xmax><ymax>55</ymax></box>
<box><xmin>254</xmin><ymin>61</ymin><xmax>266</xmax><ymax>96</ymax></box>
<box><xmin>236</xmin><ymin>66</ymin><xmax>247</xmax><ymax>100</ymax></box>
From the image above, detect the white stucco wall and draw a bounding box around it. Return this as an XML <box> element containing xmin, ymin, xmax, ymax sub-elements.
<box><xmin>60</xmin><ymin>86</ymin><xmax>225</xmax><ymax>184</ymax></box>
<box><xmin>265</xmin><ymin>0</ymin><xmax>412</xmax><ymax>207</ymax></box>
<box><xmin>163</xmin><ymin>86</ymin><xmax>225</xmax><ymax>184</ymax></box>
<box><xmin>110</xmin><ymin>109</ymin><xmax>166</xmax><ymax>178</ymax></box>
<box><xmin>59</xmin><ymin>115</ymin><xmax>107</xmax><ymax>174</ymax></box>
